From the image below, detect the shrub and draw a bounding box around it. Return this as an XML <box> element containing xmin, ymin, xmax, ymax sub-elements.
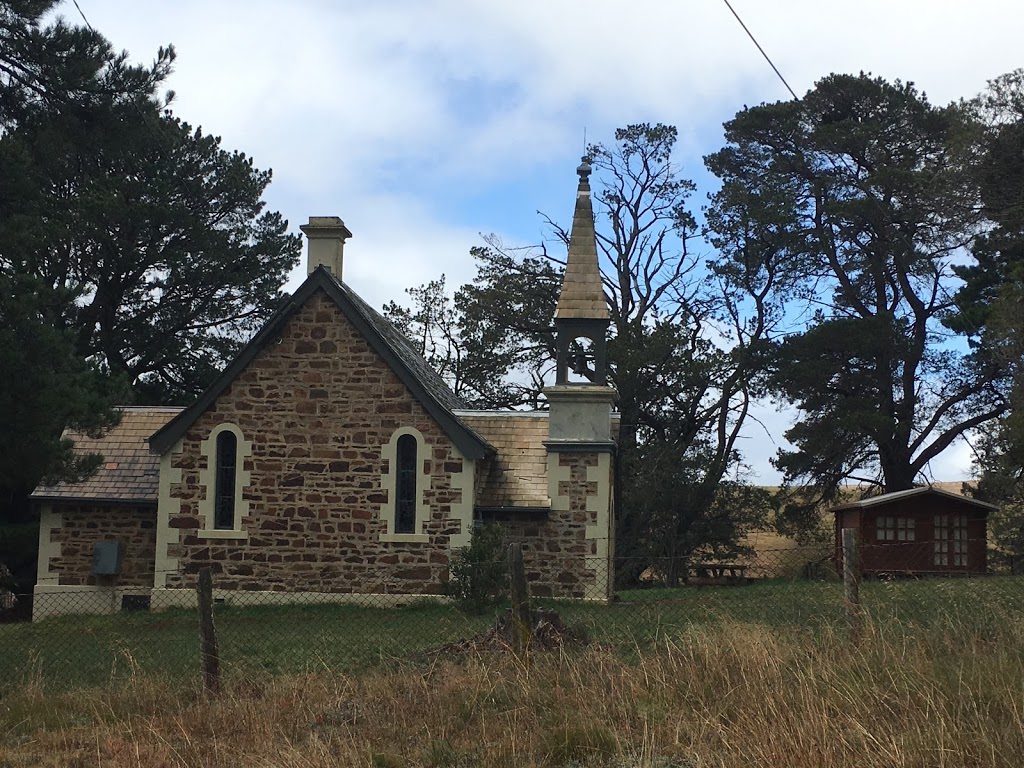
<box><xmin>444</xmin><ymin>524</ymin><xmax>508</xmax><ymax>614</ymax></box>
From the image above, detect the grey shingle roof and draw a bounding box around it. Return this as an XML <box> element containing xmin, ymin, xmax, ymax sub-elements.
<box><xmin>341</xmin><ymin>279</ymin><xmax>471</xmax><ymax>416</ymax></box>
<box><xmin>31</xmin><ymin>407</ymin><xmax>183</xmax><ymax>504</ymax></box>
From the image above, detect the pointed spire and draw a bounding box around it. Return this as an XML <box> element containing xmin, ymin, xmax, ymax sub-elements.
<box><xmin>555</xmin><ymin>158</ymin><xmax>610</xmax><ymax>320</ymax></box>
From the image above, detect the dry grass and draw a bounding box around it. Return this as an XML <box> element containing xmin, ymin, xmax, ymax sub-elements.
<box><xmin>3</xmin><ymin>617</ymin><xmax>1023</xmax><ymax>768</ymax></box>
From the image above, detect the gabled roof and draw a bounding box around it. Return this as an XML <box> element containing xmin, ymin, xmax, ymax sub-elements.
<box><xmin>32</xmin><ymin>407</ymin><xmax>183</xmax><ymax>504</ymax></box>
<box><xmin>149</xmin><ymin>268</ymin><xmax>493</xmax><ymax>460</ymax></box>
<box><xmin>831</xmin><ymin>486</ymin><xmax>998</xmax><ymax>513</ymax></box>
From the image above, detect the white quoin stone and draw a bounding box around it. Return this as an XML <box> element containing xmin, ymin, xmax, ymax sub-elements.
<box><xmin>300</xmin><ymin>216</ymin><xmax>352</xmax><ymax>278</ymax></box>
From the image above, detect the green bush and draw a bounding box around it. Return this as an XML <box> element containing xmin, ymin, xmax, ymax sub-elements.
<box><xmin>443</xmin><ymin>524</ymin><xmax>508</xmax><ymax>614</ymax></box>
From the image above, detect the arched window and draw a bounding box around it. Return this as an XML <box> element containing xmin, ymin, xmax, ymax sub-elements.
<box><xmin>395</xmin><ymin>434</ymin><xmax>417</xmax><ymax>534</ymax></box>
<box><xmin>214</xmin><ymin>430</ymin><xmax>237</xmax><ymax>530</ymax></box>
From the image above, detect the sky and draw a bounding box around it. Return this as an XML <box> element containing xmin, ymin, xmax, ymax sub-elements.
<box><xmin>59</xmin><ymin>0</ymin><xmax>1024</xmax><ymax>484</ymax></box>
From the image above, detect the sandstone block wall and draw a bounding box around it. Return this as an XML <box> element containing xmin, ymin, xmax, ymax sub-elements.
<box><xmin>162</xmin><ymin>289</ymin><xmax>469</xmax><ymax>595</ymax></box>
<box><xmin>47</xmin><ymin>504</ymin><xmax>157</xmax><ymax>587</ymax></box>
<box><xmin>496</xmin><ymin>452</ymin><xmax>610</xmax><ymax>600</ymax></box>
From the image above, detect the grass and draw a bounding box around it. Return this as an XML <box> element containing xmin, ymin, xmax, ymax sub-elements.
<box><xmin>3</xmin><ymin>615</ymin><xmax>1024</xmax><ymax>767</ymax></box>
<box><xmin>4</xmin><ymin>574</ymin><xmax>1024</xmax><ymax>694</ymax></box>
<box><xmin>1</xmin><ymin>600</ymin><xmax>496</xmax><ymax>692</ymax></box>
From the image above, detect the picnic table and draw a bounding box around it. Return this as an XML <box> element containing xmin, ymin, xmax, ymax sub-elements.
<box><xmin>691</xmin><ymin>563</ymin><xmax>749</xmax><ymax>580</ymax></box>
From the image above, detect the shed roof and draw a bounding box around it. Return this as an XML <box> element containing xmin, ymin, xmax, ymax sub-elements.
<box><xmin>150</xmin><ymin>267</ymin><xmax>493</xmax><ymax>460</ymax></box>
<box><xmin>31</xmin><ymin>407</ymin><xmax>182</xmax><ymax>504</ymax></box>
<box><xmin>831</xmin><ymin>486</ymin><xmax>997</xmax><ymax>513</ymax></box>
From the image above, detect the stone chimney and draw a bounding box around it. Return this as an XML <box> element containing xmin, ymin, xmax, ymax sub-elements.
<box><xmin>300</xmin><ymin>216</ymin><xmax>352</xmax><ymax>278</ymax></box>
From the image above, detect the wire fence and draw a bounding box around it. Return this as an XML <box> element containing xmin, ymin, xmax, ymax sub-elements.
<box><xmin>2</xmin><ymin>539</ymin><xmax>1023</xmax><ymax>692</ymax></box>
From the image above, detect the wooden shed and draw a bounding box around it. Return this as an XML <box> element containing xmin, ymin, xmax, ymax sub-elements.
<box><xmin>833</xmin><ymin>487</ymin><xmax>996</xmax><ymax>576</ymax></box>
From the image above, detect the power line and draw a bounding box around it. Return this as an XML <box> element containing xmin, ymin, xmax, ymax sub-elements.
<box><xmin>721</xmin><ymin>0</ymin><xmax>798</xmax><ymax>101</ymax></box>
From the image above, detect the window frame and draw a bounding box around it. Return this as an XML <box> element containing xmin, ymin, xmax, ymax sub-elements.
<box><xmin>197</xmin><ymin>423</ymin><xmax>251</xmax><ymax>540</ymax></box>
<box><xmin>395</xmin><ymin>433</ymin><xmax>418</xmax><ymax>535</ymax></box>
<box><xmin>213</xmin><ymin>430</ymin><xmax>238</xmax><ymax>530</ymax></box>
<box><xmin>934</xmin><ymin>513</ymin><xmax>969</xmax><ymax>568</ymax></box>
<box><xmin>876</xmin><ymin>514</ymin><xmax>915</xmax><ymax>542</ymax></box>
<box><xmin>380</xmin><ymin>427</ymin><xmax>430</xmax><ymax>543</ymax></box>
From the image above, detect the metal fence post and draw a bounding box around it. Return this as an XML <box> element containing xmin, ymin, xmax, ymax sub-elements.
<box><xmin>197</xmin><ymin>567</ymin><xmax>220</xmax><ymax>693</ymax></box>
<box><xmin>842</xmin><ymin>527</ymin><xmax>862</xmax><ymax>640</ymax></box>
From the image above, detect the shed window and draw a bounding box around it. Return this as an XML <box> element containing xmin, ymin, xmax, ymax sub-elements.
<box><xmin>876</xmin><ymin>515</ymin><xmax>914</xmax><ymax>541</ymax></box>
<box><xmin>395</xmin><ymin>434</ymin><xmax>417</xmax><ymax>534</ymax></box>
<box><xmin>934</xmin><ymin>514</ymin><xmax>968</xmax><ymax>567</ymax></box>
<box><xmin>214</xmin><ymin>430</ymin><xmax>237</xmax><ymax>530</ymax></box>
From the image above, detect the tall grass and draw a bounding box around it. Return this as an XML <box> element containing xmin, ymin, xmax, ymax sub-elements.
<box><xmin>3</xmin><ymin>615</ymin><xmax>1023</xmax><ymax>767</ymax></box>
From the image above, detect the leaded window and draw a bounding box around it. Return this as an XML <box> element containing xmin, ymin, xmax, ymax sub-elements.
<box><xmin>395</xmin><ymin>434</ymin><xmax>417</xmax><ymax>534</ymax></box>
<box><xmin>214</xmin><ymin>430</ymin><xmax>237</xmax><ymax>530</ymax></box>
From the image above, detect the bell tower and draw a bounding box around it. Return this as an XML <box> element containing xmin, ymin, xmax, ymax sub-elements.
<box><xmin>543</xmin><ymin>158</ymin><xmax>616</xmax><ymax>601</ymax></box>
<box><xmin>545</xmin><ymin>158</ymin><xmax>617</xmax><ymax>447</ymax></box>
<box><xmin>553</xmin><ymin>158</ymin><xmax>610</xmax><ymax>386</ymax></box>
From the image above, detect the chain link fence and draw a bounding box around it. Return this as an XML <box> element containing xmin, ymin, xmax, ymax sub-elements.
<box><xmin>2</xmin><ymin>539</ymin><xmax>1022</xmax><ymax>692</ymax></box>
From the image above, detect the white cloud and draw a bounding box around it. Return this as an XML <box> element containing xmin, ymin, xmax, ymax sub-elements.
<box><xmin>60</xmin><ymin>0</ymin><xmax>1019</xmax><ymax>482</ymax></box>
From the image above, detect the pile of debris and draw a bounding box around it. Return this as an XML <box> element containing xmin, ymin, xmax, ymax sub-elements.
<box><xmin>429</xmin><ymin>607</ymin><xmax>586</xmax><ymax>657</ymax></box>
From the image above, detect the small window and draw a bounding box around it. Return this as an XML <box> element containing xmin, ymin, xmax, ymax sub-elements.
<box><xmin>934</xmin><ymin>514</ymin><xmax>968</xmax><ymax>567</ymax></box>
<box><xmin>952</xmin><ymin>514</ymin><xmax>968</xmax><ymax>567</ymax></box>
<box><xmin>934</xmin><ymin>514</ymin><xmax>949</xmax><ymax>566</ymax></box>
<box><xmin>876</xmin><ymin>515</ymin><xmax>914</xmax><ymax>541</ymax></box>
<box><xmin>214</xmin><ymin>430</ymin><xmax>237</xmax><ymax>530</ymax></box>
<box><xmin>395</xmin><ymin>434</ymin><xmax>417</xmax><ymax>534</ymax></box>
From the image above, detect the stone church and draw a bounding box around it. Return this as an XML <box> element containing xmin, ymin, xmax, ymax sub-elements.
<box><xmin>31</xmin><ymin>162</ymin><xmax>617</xmax><ymax>619</ymax></box>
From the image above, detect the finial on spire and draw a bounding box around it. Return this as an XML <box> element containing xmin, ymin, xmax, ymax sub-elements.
<box><xmin>556</xmin><ymin>158</ymin><xmax>608</xmax><ymax>324</ymax></box>
<box><xmin>576</xmin><ymin>156</ymin><xmax>591</xmax><ymax>185</ymax></box>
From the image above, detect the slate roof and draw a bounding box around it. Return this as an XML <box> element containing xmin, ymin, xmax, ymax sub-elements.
<box><xmin>150</xmin><ymin>267</ymin><xmax>492</xmax><ymax>460</ymax></box>
<box><xmin>31</xmin><ymin>407</ymin><xmax>183</xmax><ymax>504</ymax></box>
<box><xmin>555</xmin><ymin>159</ymin><xmax>610</xmax><ymax>321</ymax></box>
<box><xmin>456</xmin><ymin>411</ymin><xmax>551</xmax><ymax>509</ymax></box>
<box><xmin>831</xmin><ymin>486</ymin><xmax>998</xmax><ymax>513</ymax></box>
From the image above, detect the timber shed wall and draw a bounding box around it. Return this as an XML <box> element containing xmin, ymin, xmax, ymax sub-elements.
<box><xmin>835</xmin><ymin>494</ymin><xmax>988</xmax><ymax>576</ymax></box>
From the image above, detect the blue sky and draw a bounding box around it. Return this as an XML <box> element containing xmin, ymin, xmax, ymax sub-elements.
<box><xmin>61</xmin><ymin>0</ymin><xmax>1024</xmax><ymax>483</ymax></box>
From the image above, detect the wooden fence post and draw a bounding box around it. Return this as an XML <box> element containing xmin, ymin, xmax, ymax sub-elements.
<box><xmin>508</xmin><ymin>542</ymin><xmax>531</xmax><ymax>655</ymax></box>
<box><xmin>197</xmin><ymin>567</ymin><xmax>220</xmax><ymax>693</ymax></box>
<box><xmin>841</xmin><ymin>527</ymin><xmax>862</xmax><ymax>640</ymax></box>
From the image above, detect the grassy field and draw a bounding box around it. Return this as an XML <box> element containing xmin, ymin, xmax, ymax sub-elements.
<box><xmin>3</xmin><ymin>613</ymin><xmax>1024</xmax><ymax>767</ymax></box>
<box><xmin>4</xmin><ymin>575</ymin><xmax>1024</xmax><ymax>693</ymax></box>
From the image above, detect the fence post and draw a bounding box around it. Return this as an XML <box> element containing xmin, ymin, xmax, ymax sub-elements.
<box><xmin>508</xmin><ymin>542</ymin><xmax>531</xmax><ymax>655</ymax></box>
<box><xmin>841</xmin><ymin>528</ymin><xmax>862</xmax><ymax>640</ymax></box>
<box><xmin>197</xmin><ymin>567</ymin><xmax>220</xmax><ymax>693</ymax></box>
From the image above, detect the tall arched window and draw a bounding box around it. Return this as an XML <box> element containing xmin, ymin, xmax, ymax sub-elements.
<box><xmin>214</xmin><ymin>430</ymin><xmax>237</xmax><ymax>530</ymax></box>
<box><xmin>395</xmin><ymin>434</ymin><xmax>417</xmax><ymax>534</ymax></box>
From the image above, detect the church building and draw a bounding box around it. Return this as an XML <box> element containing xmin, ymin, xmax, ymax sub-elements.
<box><xmin>31</xmin><ymin>162</ymin><xmax>618</xmax><ymax>618</ymax></box>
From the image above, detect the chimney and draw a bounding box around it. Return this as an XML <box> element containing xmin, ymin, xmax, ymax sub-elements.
<box><xmin>300</xmin><ymin>216</ymin><xmax>352</xmax><ymax>278</ymax></box>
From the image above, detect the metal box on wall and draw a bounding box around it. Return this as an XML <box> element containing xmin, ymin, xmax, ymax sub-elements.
<box><xmin>92</xmin><ymin>541</ymin><xmax>123</xmax><ymax>576</ymax></box>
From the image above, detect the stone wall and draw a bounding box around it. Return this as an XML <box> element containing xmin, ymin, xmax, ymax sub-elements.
<box><xmin>46</xmin><ymin>504</ymin><xmax>157</xmax><ymax>587</ymax></box>
<box><xmin>161</xmin><ymin>289</ymin><xmax>472</xmax><ymax>595</ymax></box>
<box><xmin>494</xmin><ymin>451</ymin><xmax>612</xmax><ymax>600</ymax></box>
